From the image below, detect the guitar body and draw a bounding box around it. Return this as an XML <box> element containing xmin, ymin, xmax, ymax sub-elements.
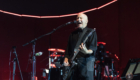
<box><xmin>63</xmin><ymin>66</ymin><xmax>72</xmax><ymax>80</ymax></box>
<box><xmin>63</xmin><ymin>61</ymin><xmax>77</xmax><ymax>80</ymax></box>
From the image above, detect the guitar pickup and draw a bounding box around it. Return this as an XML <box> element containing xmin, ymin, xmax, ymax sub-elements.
<box><xmin>72</xmin><ymin>61</ymin><xmax>78</xmax><ymax>65</ymax></box>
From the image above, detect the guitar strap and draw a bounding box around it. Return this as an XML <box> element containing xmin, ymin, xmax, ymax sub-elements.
<box><xmin>74</xmin><ymin>28</ymin><xmax>88</xmax><ymax>52</ymax></box>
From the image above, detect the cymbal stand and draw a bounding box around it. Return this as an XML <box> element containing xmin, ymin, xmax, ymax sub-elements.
<box><xmin>111</xmin><ymin>59</ymin><xmax>117</xmax><ymax>80</ymax></box>
<box><xmin>12</xmin><ymin>46</ymin><xmax>23</xmax><ymax>80</ymax></box>
<box><xmin>96</xmin><ymin>59</ymin><xmax>110</xmax><ymax>80</ymax></box>
<box><xmin>96</xmin><ymin>51</ymin><xmax>110</xmax><ymax>80</ymax></box>
<box><xmin>48</xmin><ymin>35</ymin><xmax>51</xmax><ymax>80</ymax></box>
<box><xmin>26</xmin><ymin>52</ymin><xmax>32</xmax><ymax>80</ymax></box>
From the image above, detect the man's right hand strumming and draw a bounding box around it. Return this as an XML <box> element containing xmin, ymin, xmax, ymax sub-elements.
<box><xmin>64</xmin><ymin>57</ymin><xmax>70</xmax><ymax>66</ymax></box>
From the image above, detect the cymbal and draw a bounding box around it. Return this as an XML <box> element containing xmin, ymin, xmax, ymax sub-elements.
<box><xmin>50</xmin><ymin>64</ymin><xmax>56</xmax><ymax>68</ymax></box>
<box><xmin>50</xmin><ymin>54</ymin><xmax>64</xmax><ymax>57</ymax></box>
<box><xmin>97</xmin><ymin>42</ymin><xmax>106</xmax><ymax>45</ymax></box>
<box><xmin>48</xmin><ymin>48</ymin><xmax>65</xmax><ymax>53</ymax></box>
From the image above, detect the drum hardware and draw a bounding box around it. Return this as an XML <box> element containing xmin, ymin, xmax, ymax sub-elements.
<box><xmin>42</xmin><ymin>69</ymin><xmax>47</xmax><ymax>78</ymax></box>
<box><xmin>42</xmin><ymin>68</ymin><xmax>49</xmax><ymax>79</ymax></box>
<box><xmin>95</xmin><ymin>42</ymin><xmax>120</xmax><ymax>80</ymax></box>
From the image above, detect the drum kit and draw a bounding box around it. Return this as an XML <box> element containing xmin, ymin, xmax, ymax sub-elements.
<box><xmin>47</xmin><ymin>48</ymin><xmax>65</xmax><ymax>80</ymax></box>
<box><xmin>48</xmin><ymin>48</ymin><xmax>65</xmax><ymax>68</ymax></box>
<box><xmin>46</xmin><ymin>42</ymin><xmax>120</xmax><ymax>80</ymax></box>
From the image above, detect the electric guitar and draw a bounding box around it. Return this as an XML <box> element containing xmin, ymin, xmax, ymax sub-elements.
<box><xmin>63</xmin><ymin>29</ymin><xmax>95</xmax><ymax>80</ymax></box>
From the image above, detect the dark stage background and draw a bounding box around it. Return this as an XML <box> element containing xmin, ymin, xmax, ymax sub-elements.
<box><xmin>0</xmin><ymin>0</ymin><xmax>140</xmax><ymax>80</ymax></box>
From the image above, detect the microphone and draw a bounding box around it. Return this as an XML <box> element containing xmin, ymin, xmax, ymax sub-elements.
<box><xmin>55</xmin><ymin>20</ymin><xmax>77</xmax><ymax>30</ymax></box>
<box><xmin>35</xmin><ymin>52</ymin><xmax>43</xmax><ymax>56</ymax></box>
<box><xmin>65</xmin><ymin>20</ymin><xmax>77</xmax><ymax>25</ymax></box>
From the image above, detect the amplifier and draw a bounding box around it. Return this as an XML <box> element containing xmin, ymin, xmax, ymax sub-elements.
<box><xmin>121</xmin><ymin>58</ymin><xmax>140</xmax><ymax>80</ymax></box>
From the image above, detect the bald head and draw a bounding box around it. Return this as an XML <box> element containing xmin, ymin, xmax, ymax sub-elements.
<box><xmin>77</xmin><ymin>13</ymin><xmax>88</xmax><ymax>21</ymax></box>
<box><xmin>76</xmin><ymin>13</ymin><xmax>88</xmax><ymax>29</ymax></box>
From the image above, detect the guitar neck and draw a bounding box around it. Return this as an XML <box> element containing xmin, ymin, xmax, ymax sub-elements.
<box><xmin>71</xmin><ymin>50</ymin><xmax>79</xmax><ymax>61</ymax></box>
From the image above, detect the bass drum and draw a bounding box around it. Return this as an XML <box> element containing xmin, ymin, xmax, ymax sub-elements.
<box><xmin>49</xmin><ymin>68</ymin><xmax>63</xmax><ymax>80</ymax></box>
<box><xmin>57</xmin><ymin>56</ymin><xmax>64</xmax><ymax>65</ymax></box>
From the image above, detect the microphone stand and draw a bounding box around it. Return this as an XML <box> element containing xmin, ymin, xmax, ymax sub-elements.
<box><xmin>32</xmin><ymin>42</ymin><xmax>36</xmax><ymax>80</ymax></box>
<box><xmin>12</xmin><ymin>46</ymin><xmax>23</xmax><ymax>80</ymax></box>
<box><xmin>22</xmin><ymin>22</ymin><xmax>73</xmax><ymax>80</ymax></box>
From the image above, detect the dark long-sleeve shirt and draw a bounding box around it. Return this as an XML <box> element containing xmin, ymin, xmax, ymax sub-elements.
<box><xmin>65</xmin><ymin>27</ymin><xmax>97</xmax><ymax>59</ymax></box>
